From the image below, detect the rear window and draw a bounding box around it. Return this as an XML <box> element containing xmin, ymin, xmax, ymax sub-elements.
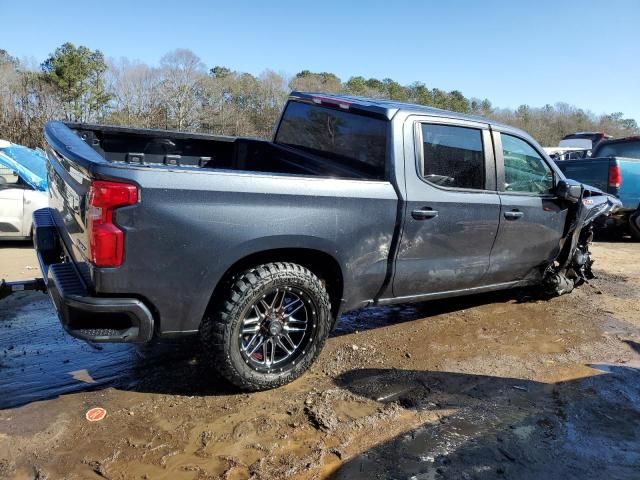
<box><xmin>559</xmin><ymin>139</ymin><xmax>593</xmax><ymax>149</ymax></box>
<box><xmin>275</xmin><ymin>101</ymin><xmax>387</xmax><ymax>179</ymax></box>
<box><xmin>595</xmin><ymin>141</ymin><xmax>640</xmax><ymax>159</ymax></box>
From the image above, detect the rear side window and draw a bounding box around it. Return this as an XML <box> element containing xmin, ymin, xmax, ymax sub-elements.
<box><xmin>420</xmin><ymin>124</ymin><xmax>485</xmax><ymax>189</ymax></box>
<box><xmin>596</xmin><ymin>141</ymin><xmax>640</xmax><ymax>159</ymax></box>
<box><xmin>275</xmin><ymin>101</ymin><xmax>387</xmax><ymax>179</ymax></box>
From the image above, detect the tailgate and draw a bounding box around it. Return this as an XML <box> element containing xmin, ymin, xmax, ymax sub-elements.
<box><xmin>43</xmin><ymin>122</ymin><xmax>107</xmax><ymax>285</ymax></box>
<box><xmin>556</xmin><ymin>157</ymin><xmax>613</xmax><ymax>193</ymax></box>
<box><xmin>46</xmin><ymin>147</ymin><xmax>91</xmax><ymax>266</ymax></box>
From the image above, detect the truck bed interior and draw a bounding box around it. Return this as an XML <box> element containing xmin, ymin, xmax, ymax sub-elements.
<box><xmin>67</xmin><ymin>124</ymin><xmax>383</xmax><ymax>180</ymax></box>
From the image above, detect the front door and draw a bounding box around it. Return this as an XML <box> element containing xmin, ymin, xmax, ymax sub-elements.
<box><xmin>486</xmin><ymin>131</ymin><xmax>567</xmax><ymax>283</ymax></box>
<box><xmin>392</xmin><ymin>119</ymin><xmax>500</xmax><ymax>299</ymax></box>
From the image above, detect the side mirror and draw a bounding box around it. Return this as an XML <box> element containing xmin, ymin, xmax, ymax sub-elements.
<box><xmin>556</xmin><ymin>179</ymin><xmax>582</xmax><ymax>203</ymax></box>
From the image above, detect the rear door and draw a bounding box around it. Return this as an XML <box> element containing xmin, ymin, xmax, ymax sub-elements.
<box><xmin>486</xmin><ymin>131</ymin><xmax>567</xmax><ymax>283</ymax></box>
<box><xmin>392</xmin><ymin>117</ymin><xmax>500</xmax><ymax>298</ymax></box>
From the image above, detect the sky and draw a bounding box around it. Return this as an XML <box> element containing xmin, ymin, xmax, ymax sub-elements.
<box><xmin>2</xmin><ymin>0</ymin><xmax>639</xmax><ymax>121</ymax></box>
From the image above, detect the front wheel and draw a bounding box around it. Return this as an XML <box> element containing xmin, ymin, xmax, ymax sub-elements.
<box><xmin>201</xmin><ymin>262</ymin><xmax>332</xmax><ymax>391</ymax></box>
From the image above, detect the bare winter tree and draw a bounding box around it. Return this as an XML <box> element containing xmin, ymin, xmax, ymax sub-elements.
<box><xmin>158</xmin><ymin>49</ymin><xmax>206</xmax><ymax>131</ymax></box>
<box><xmin>199</xmin><ymin>66</ymin><xmax>233</xmax><ymax>135</ymax></box>
<box><xmin>255</xmin><ymin>70</ymin><xmax>288</xmax><ymax>136</ymax></box>
<box><xmin>0</xmin><ymin>52</ymin><xmax>63</xmax><ymax>147</ymax></box>
<box><xmin>106</xmin><ymin>58</ymin><xmax>164</xmax><ymax>128</ymax></box>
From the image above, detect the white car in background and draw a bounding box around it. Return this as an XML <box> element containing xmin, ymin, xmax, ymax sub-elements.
<box><xmin>543</xmin><ymin>146</ymin><xmax>591</xmax><ymax>162</ymax></box>
<box><xmin>0</xmin><ymin>139</ymin><xmax>49</xmax><ymax>240</ymax></box>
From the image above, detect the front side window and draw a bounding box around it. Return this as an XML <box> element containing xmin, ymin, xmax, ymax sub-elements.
<box><xmin>502</xmin><ymin>134</ymin><xmax>554</xmax><ymax>194</ymax></box>
<box><xmin>421</xmin><ymin>124</ymin><xmax>485</xmax><ymax>190</ymax></box>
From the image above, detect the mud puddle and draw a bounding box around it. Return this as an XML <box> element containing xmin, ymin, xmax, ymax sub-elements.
<box><xmin>333</xmin><ymin>362</ymin><xmax>640</xmax><ymax>479</ymax></box>
<box><xmin>0</xmin><ymin>292</ymin><xmax>467</xmax><ymax>410</ymax></box>
<box><xmin>0</xmin><ymin>292</ymin><xmax>214</xmax><ymax>409</ymax></box>
<box><xmin>0</xmin><ymin>288</ymin><xmax>530</xmax><ymax>410</ymax></box>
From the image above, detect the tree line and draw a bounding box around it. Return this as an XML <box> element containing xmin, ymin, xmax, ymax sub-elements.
<box><xmin>1</xmin><ymin>43</ymin><xmax>638</xmax><ymax>149</ymax></box>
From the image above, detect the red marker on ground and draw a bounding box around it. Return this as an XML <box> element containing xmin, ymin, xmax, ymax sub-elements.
<box><xmin>85</xmin><ymin>407</ymin><xmax>107</xmax><ymax>422</ymax></box>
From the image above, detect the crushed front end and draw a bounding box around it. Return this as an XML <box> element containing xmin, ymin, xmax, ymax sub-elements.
<box><xmin>543</xmin><ymin>184</ymin><xmax>622</xmax><ymax>296</ymax></box>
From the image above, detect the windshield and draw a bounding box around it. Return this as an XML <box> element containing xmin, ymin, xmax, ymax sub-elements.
<box><xmin>0</xmin><ymin>143</ymin><xmax>48</xmax><ymax>191</ymax></box>
<box><xmin>275</xmin><ymin>101</ymin><xmax>387</xmax><ymax>179</ymax></box>
<box><xmin>559</xmin><ymin>139</ymin><xmax>593</xmax><ymax>149</ymax></box>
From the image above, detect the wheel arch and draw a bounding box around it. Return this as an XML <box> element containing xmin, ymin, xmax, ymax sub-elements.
<box><xmin>629</xmin><ymin>209</ymin><xmax>640</xmax><ymax>241</ymax></box>
<box><xmin>204</xmin><ymin>247</ymin><xmax>345</xmax><ymax>325</ymax></box>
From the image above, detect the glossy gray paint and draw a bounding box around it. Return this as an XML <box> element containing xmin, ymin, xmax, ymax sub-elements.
<box><xmin>42</xmin><ymin>92</ymin><xmax>573</xmax><ymax>337</ymax></box>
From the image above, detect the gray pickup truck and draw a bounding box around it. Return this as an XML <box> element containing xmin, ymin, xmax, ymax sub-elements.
<box><xmin>33</xmin><ymin>92</ymin><xmax>619</xmax><ymax>390</ymax></box>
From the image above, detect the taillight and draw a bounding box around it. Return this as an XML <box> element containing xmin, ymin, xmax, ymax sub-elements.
<box><xmin>87</xmin><ymin>180</ymin><xmax>138</xmax><ymax>267</ymax></box>
<box><xmin>608</xmin><ymin>164</ymin><xmax>622</xmax><ymax>189</ymax></box>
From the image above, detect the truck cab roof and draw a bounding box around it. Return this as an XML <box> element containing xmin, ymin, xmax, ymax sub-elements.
<box><xmin>289</xmin><ymin>91</ymin><xmax>518</xmax><ymax>132</ymax></box>
<box><xmin>596</xmin><ymin>135</ymin><xmax>640</xmax><ymax>147</ymax></box>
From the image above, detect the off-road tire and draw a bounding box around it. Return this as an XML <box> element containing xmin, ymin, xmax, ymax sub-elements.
<box><xmin>628</xmin><ymin>211</ymin><xmax>640</xmax><ymax>241</ymax></box>
<box><xmin>201</xmin><ymin>262</ymin><xmax>331</xmax><ymax>391</ymax></box>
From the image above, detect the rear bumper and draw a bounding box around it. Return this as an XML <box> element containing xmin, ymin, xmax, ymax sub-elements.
<box><xmin>32</xmin><ymin>208</ymin><xmax>154</xmax><ymax>343</ymax></box>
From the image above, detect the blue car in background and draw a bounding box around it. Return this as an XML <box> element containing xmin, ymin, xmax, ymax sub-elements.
<box><xmin>0</xmin><ymin>140</ymin><xmax>49</xmax><ymax>240</ymax></box>
<box><xmin>556</xmin><ymin>136</ymin><xmax>640</xmax><ymax>240</ymax></box>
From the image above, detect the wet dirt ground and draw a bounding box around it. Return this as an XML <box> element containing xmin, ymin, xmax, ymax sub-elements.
<box><xmin>1</xmin><ymin>241</ymin><xmax>639</xmax><ymax>479</ymax></box>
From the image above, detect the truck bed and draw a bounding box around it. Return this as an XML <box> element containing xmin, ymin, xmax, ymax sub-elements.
<box><xmin>557</xmin><ymin>156</ymin><xmax>640</xmax><ymax>210</ymax></box>
<box><xmin>41</xmin><ymin>120</ymin><xmax>398</xmax><ymax>338</ymax></box>
<box><xmin>65</xmin><ymin>123</ymin><xmax>381</xmax><ymax>180</ymax></box>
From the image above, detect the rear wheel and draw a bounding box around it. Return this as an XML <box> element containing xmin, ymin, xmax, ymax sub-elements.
<box><xmin>201</xmin><ymin>262</ymin><xmax>331</xmax><ymax>391</ymax></box>
<box><xmin>629</xmin><ymin>212</ymin><xmax>640</xmax><ymax>241</ymax></box>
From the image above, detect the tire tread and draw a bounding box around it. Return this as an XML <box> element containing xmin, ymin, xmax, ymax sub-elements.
<box><xmin>201</xmin><ymin>262</ymin><xmax>331</xmax><ymax>391</ymax></box>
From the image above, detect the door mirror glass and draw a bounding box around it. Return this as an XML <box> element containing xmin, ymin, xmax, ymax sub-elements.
<box><xmin>555</xmin><ymin>179</ymin><xmax>582</xmax><ymax>203</ymax></box>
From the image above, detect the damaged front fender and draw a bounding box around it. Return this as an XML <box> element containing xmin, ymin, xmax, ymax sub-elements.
<box><xmin>543</xmin><ymin>181</ymin><xmax>622</xmax><ymax>296</ymax></box>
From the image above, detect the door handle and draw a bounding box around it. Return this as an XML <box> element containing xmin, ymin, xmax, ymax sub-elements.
<box><xmin>504</xmin><ymin>209</ymin><xmax>524</xmax><ymax>220</ymax></box>
<box><xmin>411</xmin><ymin>208</ymin><xmax>439</xmax><ymax>220</ymax></box>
